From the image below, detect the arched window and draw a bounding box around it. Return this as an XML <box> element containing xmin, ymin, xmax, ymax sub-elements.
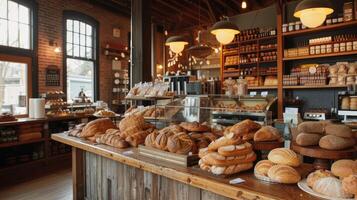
<box><xmin>64</xmin><ymin>11</ymin><xmax>99</xmax><ymax>102</ymax></box>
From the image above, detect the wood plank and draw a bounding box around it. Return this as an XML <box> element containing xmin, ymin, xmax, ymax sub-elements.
<box><xmin>72</xmin><ymin>147</ymin><xmax>84</xmax><ymax>200</ymax></box>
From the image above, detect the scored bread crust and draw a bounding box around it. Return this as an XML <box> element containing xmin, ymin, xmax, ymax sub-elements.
<box><xmin>267</xmin><ymin>164</ymin><xmax>301</xmax><ymax>184</ymax></box>
<box><xmin>201</xmin><ymin>151</ymin><xmax>256</xmax><ymax>167</ymax></box>
<box><xmin>208</xmin><ymin>132</ymin><xmax>241</xmax><ymax>151</ymax></box>
<box><xmin>217</xmin><ymin>142</ymin><xmax>253</xmax><ymax>157</ymax></box>
<box><xmin>179</xmin><ymin>122</ymin><xmax>210</xmax><ymax>132</ymax></box>
<box><xmin>268</xmin><ymin>148</ymin><xmax>301</xmax><ymax>167</ymax></box>
<box><xmin>254</xmin><ymin>160</ymin><xmax>275</xmax><ymax>177</ymax></box>
<box><xmin>211</xmin><ymin>163</ymin><xmax>253</xmax><ymax>175</ymax></box>
<box><xmin>254</xmin><ymin>126</ymin><xmax>281</xmax><ymax>142</ymax></box>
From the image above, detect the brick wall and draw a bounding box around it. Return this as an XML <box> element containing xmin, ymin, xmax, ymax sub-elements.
<box><xmin>37</xmin><ymin>0</ymin><xmax>130</xmax><ymax>103</ymax></box>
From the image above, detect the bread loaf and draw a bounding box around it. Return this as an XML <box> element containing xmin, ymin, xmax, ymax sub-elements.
<box><xmin>267</xmin><ymin>164</ymin><xmax>301</xmax><ymax>184</ymax></box>
<box><xmin>145</xmin><ymin>130</ymin><xmax>158</xmax><ymax>147</ymax></box>
<box><xmin>254</xmin><ymin>160</ymin><xmax>274</xmax><ymax>176</ymax></box>
<box><xmin>179</xmin><ymin>122</ymin><xmax>210</xmax><ymax>132</ymax></box>
<box><xmin>217</xmin><ymin>142</ymin><xmax>252</xmax><ymax>157</ymax></box>
<box><xmin>201</xmin><ymin>151</ymin><xmax>256</xmax><ymax>167</ymax></box>
<box><xmin>268</xmin><ymin>148</ymin><xmax>301</xmax><ymax>167</ymax></box>
<box><xmin>198</xmin><ymin>147</ymin><xmax>211</xmax><ymax>158</ymax></box>
<box><xmin>306</xmin><ymin>170</ymin><xmax>334</xmax><ymax>188</ymax></box>
<box><xmin>313</xmin><ymin>177</ymin><xmax>353</xmax><ymax>198</ymax></box>
<box><xmin>208</xmin><ymin>132</ymin><xmax>241</xmax><ymax>151</ymax></box>
<box><xmin>331</xmin><ymin>159</ymin><xmax>357</xmax><ymax>178</ymax></box>
<box><xmin>254</xmin><ymin>126</ymin><xmax>281</xmax><ymax>142</ymax></box>
<box><xmin>325</xmin><ymin>124</ymin><xmax>353</xmax><ymax>138</ymax></box>
<box><xmin>154</xmin><ymin>131</ymin><xmax>174</xmax><ymax>151</ymax></box>
<box><xmin>96</xmin><ymin>133</ymin><xmax>129</xmax><ymax>148</ymax></box>
<box><xmin>119</xmin><ymin>114</ymin><xmax>145</xmax><ymax>132</ymax></box>
<box><xmin>342</xmin><ymin>174</ymin><xmax>357</xmax><ymax>196</ymax></box>
<box><xmin>125</xmin><ymin>130</ymin><xmax>149</xmax><ymax>147</ymax></box>
<box><xmin>230</xmin><ymin>119</ymin><xmax>261</xmax><ymax>136</ymax></box>
<box><xmin>296</xmin><ymin>133</ymin><xmax>322</xmax><ymax>146</ymax></box>
<box><xmin>211</xmin><ymin>163</ymin><xmax>253</xmax><ymax>175</ymax></box>
<box><xmin>319</xmin><ymin>135</ymin><xmax>355</xmax><ymax>150</ymax></box>
<box><xmin>297</xmin><ymin>121</ymin><xmax>325</xmax><ymax>134</ymax></box>
<box><xmin>199</xmin><ymin>159</ymin><xmax>211</xmax><ymax>172</ymax></box>
<box><xmin>242</xmin><ymin>132</ymin><xmax>255</xmax><ymax>141</ymax></box>
<box><xmin>167</xmin><ymin>132</ymin><xmax>194</xmax><ymax>154</ymax></box>
<box><xmin>80</xmin><ymin>118</ymin><xmax>116</xmax><ymax>138</ymax></box>
<box><xmin>119</xmin><ymin>126</ymin><xmax>141</xmax><ymax>139</ymax></box>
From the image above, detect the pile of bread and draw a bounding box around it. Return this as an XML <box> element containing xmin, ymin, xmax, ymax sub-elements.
<box><xmin>125</xmin><ymin>106</ymin><xmax>165</xmax><ymax>119</ymax></box>
<box><xmin>145</xmin><ymin>122</ymin><xmax>218</xmax><ymax>155</ymax></box>
<box><xmin>306</xmin><ymin>159</ymin><xmax>357</xmax><ymax>199</ymax></box>
<box><xmin>254</xmin><ymin>148</ymin><xmax>302</xmax><ymax>184</ymax></box>
<box><xmin>126</xmin><ymin>82</ymin><xmax>173</xmax><ymax>98</ymax></box>
<box><xmin>296</xmin><ymin>121</ymin><xmax>356</xmax><ymax>150</ymax></box>
<box><xmin>198</xmin><ymin>120</ymin><xmax>264</xmax><ymax>175</ymax></box>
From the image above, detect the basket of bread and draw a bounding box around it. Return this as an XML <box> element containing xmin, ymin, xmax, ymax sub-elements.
<box><xmin>298</xmin><ymin>159</ymin><xmax>357</xmax><ymax>200</ymax></box>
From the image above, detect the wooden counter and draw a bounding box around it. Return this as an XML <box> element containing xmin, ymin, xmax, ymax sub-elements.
<box><xmin>52</xmin><ymin>133</ymin><xmax>320</xmax><ymax>200</ymax></box>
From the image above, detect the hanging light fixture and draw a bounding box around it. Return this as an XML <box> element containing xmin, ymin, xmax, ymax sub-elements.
<box><xmin>241</xmin><ymin>1</ymin><xmax>247</xmax><ymax>9</ymax></box>
<box><xmin>210</xmin><ymin>17</ymin><xmax>240</xmax><ymax>45</ymax></box>
<box><xmin>165</xmin><ymin>35</ymin><xmax>188</xmax><ymax>54</ymax></box>
<box><xmin>294</xmin><ymin>0</ymin><xmax>334</xmax><ymax>28</ymax></box>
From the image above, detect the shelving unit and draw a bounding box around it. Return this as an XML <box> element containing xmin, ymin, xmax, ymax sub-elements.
<box><xmin>283</xmin><ymin>50</ymin><xmax>357</xmax><ymax>61</ymax></box>
<box><xmin>283</xmin><ymin>85</ymin><xmax>347</xmax><ymax>89</ymax></box>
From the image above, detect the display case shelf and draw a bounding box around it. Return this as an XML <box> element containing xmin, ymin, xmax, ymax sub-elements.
<box><xmin>283</xmin><ymin>50</ymin><xmax>357</xmax><ymax>61</ymax></box>
<box><xmin>283</xmin><ymin>85</ymin><xmax>347</xmax><ymax>89</ymax></box>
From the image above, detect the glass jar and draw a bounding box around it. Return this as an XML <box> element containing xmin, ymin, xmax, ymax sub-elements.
<box><xmin>288</xmin><ymin>23</ymin><xmax>295</xmax><ymax>32</ymax></box>
<box><xmin>321</xmin><ymin>45</ymin><xmax>326</xmax><ymax>54</ymax></box>
<box><xmin>237</xmin><ymin>78</ymin><xmax>247</xmax><ymax>96</ymax></box>
<box><xmin>353</xmin><ymin>41</ymin><xmax>357</xmax><ymax>50</ymax></box>
<box><xmin>326</xmin><ymin>44</ymin><xmax>332</xmax><ymax>53</ymax></box>
<box><xmin>334</xmin><ymin>43</ymin><xmax>340</xmax><ymax>52</ymax></box>
<box><xmin>347</xmin><ymin>42</ymin><xmax>353</xmax><ymax>51</ymax></box>
<box><xmin>315</xmin><ymin>46</ymin><xmax>321</xmax><ymax>54</ymax></box>
<box><xmin>326</xmin><ymin>19</ymin><xmax>332</xmax><ymax>25</ymax></box>
<box><xmin>282</xmin><ymin>24</ymin><xmax>288</xmax><ymax>33</ymax></box>
<box><xmin>295</xmin><ymin>22</ymin><xmax>301</xmax><ymax>31</ymax></box>
<box><xmin>310</xmin><ymin>46</ymin><xmax>316</xmax><ymax>55</ymax></box>
<box><xmin>340</xmin><ymin>42</ymin><xmax>346</xmax><ymax>52</ymax></box>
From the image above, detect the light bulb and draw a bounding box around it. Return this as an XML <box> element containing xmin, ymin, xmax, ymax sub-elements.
<box><xmin>214</xmin><ymin>48</ymin><xmax>219</xmax><ymax>53</ymax></box>
<box><xmin>299</xmin><ymin>8</ymin><xmax>327</xmax><ymax>28</ymax></box>
<box><xmin>169</xmin><ymin>42</ymin><xmax>187</xmax><ymax>54</ymax></box>
<box><xmin>241</xmin><ymin>1</ymin><xmax>247</xmax><ymax>9</ymax></box>
<box><xmin>214</xmin><ymin>29</ymin><xmax>237</xmax><ymax>44</ymax></box>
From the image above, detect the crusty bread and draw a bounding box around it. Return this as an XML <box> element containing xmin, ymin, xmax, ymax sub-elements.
<box><xmin>306</xmin><ymin>170</ymin><xmax>334</xmax><ymax>188</ymax></box>
<box><xmin>254</xmin><ymin>126</ymin><xmax>281</xmax><ymax>142</ymax></box>
<box><xmin>179</xmin><ymin>122</ymin><xmax>210</xmax><ymax>132</ymax></box>
<box><xmin>217</xmin><ymin>142</ymin><xmax>252</xmax><ymax>157</ymax></box>
<box><xmin>207</xmin><ymin>132</ymin><xmax>241</xmax><ymax>151</ymax></box>
<box><xmin>325</xmin><ymin>124</ymin><xmax>353</xmax><ymax>138</ymax></box>
<box><xmin>331</xmin><ymin>159</ymin><xmax>357</xmax><ymax>178</ymax></box>
<box><xmin>254</xmin><ymin>160</ymin><xmax>274</xmax><ymax>177</ymax></box>
<box><xmin>229</xmin><ymin>119</ymin><xmax>261</xmax><ymax>136</ymax></box>
<box><xmin>201</xmin><ymin>151</ymin><xmax>256</xmax><ymax>167</ymax></box>
<box><xmin>211</xmin><ymin>163</ymin><xmax>253</xmax><ymax>175</ymax></box>
<box><xmin>167</xmin><ymin>132</ymin><xmax>194</xmax><ymax>155</ymax></box>
<box><xmin>119</xmin><ymin>114</ymin><xmax>145</xmax><ymax>132</ymax></box>
<box><xmin>267</xmin><ymin>164</ymin><xmax>301</xmax><ymax>184</ymax></box>
<box><xmin>145</xmin><ymin>130</ymin><xmax>158</xmax><ymax>147</ymax></box>
<box><xmin>199</xmin><ymin>159</ymin><xmax>211</xmax><ymax>172</ymax></box>
<box><xmin>297</xmin><ymin>121</ymin><xmax>325</xmax><ymax>134</ymax></box>
<box><xmin>296</xmin><ymin>133</ymin><xmax>322</xmax><ymax>146</ymax></box>
<box><xmin>119</xmin><ymin>126</ymin><xmax>141</xmax><ymax>139</ymax></box>
<box><xmin>155</xmin><ymin>131</ymin><xmax>174</xmax><ymax>151</ymax></box>
<box><xmin>342</xmin><ymin>174</ymin><xmax>357</xmax><ymax>195</ymax></box>
<box><xmin>319</xmin><ymin>135</ymin><xmax>355</xmax><ymax>150</ymax></box>
<box><xmin>268</xmin><ymin>148</ymin><xmax>301</xmax><ymax>167</ymax></box>
<box><xmin>80</xmin><ymin>118</ymin><xmax>116</xmax><ymax>138</ymax></box>
<box><xmin>198</xmin><ymin>147</ymin><xmax>211</xmax><ymax>158</ymax></box>
<box><xmin>125</xmin><ymin>130</ymin><xmax>149</xmax><ymax>147</ymax></box>
<box><xmin>313</xmin><ymin>177</ymin><xmax>353</xmax><ymax>198</ymax></box>
<box><xmin>96</xmin><ymin>132</ymin><xmax>129</xmax><ymax>148</ymax></box>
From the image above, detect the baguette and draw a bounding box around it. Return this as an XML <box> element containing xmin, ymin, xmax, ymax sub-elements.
<box><xmin>319</xmin><ymin>135</ymin><xmax>355</xmax><ymax>150</ymax></box>
<box><xmin>208</xmin><ymin>132</ymin><xmax>241</xmax><ymax>151</ymax></box>
<box><xmin>325</xmin><ymin>124</ymin><xmax>353</xmax><ymax>138</ymax></box>
<box><xmin>211</xmin><ymin>163</ymin><xmax>253</xmax><ymax>175</ymax></box>
<box><xmin>296</xmin><ymin>133</ymin><xmax>322</xmax><ymax>146</ymax></box>
<box><xmin>217</xmin><ymin>142</ymin><xmax>252</xmax><ymax>157</ymax></box>
<box><xmin>201</xmin><ymin>151</ymin><xmax>256</xmax><ymax>167</ymax></box>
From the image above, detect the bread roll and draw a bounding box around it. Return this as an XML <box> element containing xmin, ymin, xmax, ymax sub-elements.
<box><xmin>268</xmin><ymin>148</ymin><xmax>301</xmax><ymax>167</ymax></box>
<box><xmin>331</xmin><ymin>159</ymin><xmax>357</xmax><ymax>178</ymax></box>
<box><xmin>229</xmin><ymin>119</ymin><xmax>261</xmax><ymax>136</ymax></box>
<box><xmin>198</xmin><ymin>147</ymin><xmax>211</xmax><ymax>158</ymax></box>
<box><xmin>319</xmin><ymin>135</ymin><xmax>355</xmax><ymax>150</ymax></box>
<box><xmin>267</xmin><ymin>164</ymin><xmax>301</xmax><ymax>184</ymax></box>
<box><xmin>254</xmin><ymin>126</ymin><xmax>281</xmax><ymax>142</ymax></box>
<box><xmin>207</xmin><ymin>132</ymin><xmax>241</xmax><ymax>151</ymax></box>
<box><xmin>199</xmin><ymin>159</ymin><xmax>211</xmax><ymax>172</ymax></box>
<box><xmin>342</xmin><ymin>174</ymin><xmax>357</xmax><ymax>195</ymax></box>
<box><xmin>119</xmin><ymin>114</ymin><xmax>145</xmax><ymax>132</ymax></box>
<box><xmin>313</xmin><ymin>177</ymin><xmax>353</xmax><ymax>198</ymax></box>
<box><xmin>297</xmin><ymin>121</ymin><xmax>325</xmax><ymax>134</ymax></box>
<box><xmin>306</xmin><ymin>170</ymin><xmax>334</xmax><ymax>188</ymax></box>
<box><xmin>211</xmin><ymin>163</ymin><xmax>253</xmax><ymax>175</ymax></box>
<box><xmin>254</xmin><ymin>160</ymin><xmax>274</xmax><ymax>176</ymax></box>
<box><xmin>296</xmin><ymin>133</ymin><xmax>322</xmax><ymax>146</ymax></box>
<box><xmin>217</xmin><ymin>142</ymin><xmax>252</xmax><ymax>157</ymax></box>
<box><xmin>80</xmin><ymin>118</ymin><xmax>117</xmax><ymax>138</ymax></box>
<box><xmin>325</xmin><ymin>124</ymin><xmax>353</xmax><ymax>138</ymax></box>
<box><xmin>201</xmin><ymin>151</ymin><xmax>256</xmax><ymax>167</ymax></box>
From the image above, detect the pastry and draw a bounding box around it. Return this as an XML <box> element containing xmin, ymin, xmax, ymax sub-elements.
<box><xmin>331</xmin><ymin>159</ymin><xmax>357</xmax><ymax>178</ymax></box>
<box><xmin>229</xmin><ymin>119</ymin><xmax>261</xmax><ymax>136</ymax></box>
<box><xmin>325</xmin><ymin>124</ymin><xmax>353</xmax><ymax>138</ymax></box>
<box><xmin>217</xmin><ymin>142</ymin><xmax>253</xmax><ymax>157</ymax></box>
<box><xmin>342</xmin><ymin>175</ymin><xmax>357</xmax><ymax>196</ymax></box>
<box><xmin>207</xmin><ymin>132</ymin><xmax>241</xmax><ymax>151</ymax></box>
<box><xmin>201</xmin><ymin>151</ymin><xmax>256</xmax><ymax>167</ymax></box>
<box><xmin>306</xmin><ymin>170</ymin><xmax>334</xmax><ymax>188</ymax></box>
<box><xmin>179</xmin><ymin>122</ymin><xmax>210</xmax><ymax>132</ymax></box>
<box><xmin>254</xmin><ymin>126</ymin><xmax>281</xmax><ymax>142</ymax></box>
<box><xmin>268</xmin><ymin>148</ymin><xmax>301</xmax><ymax>167</ymax></box>
<box><xmin>267</xmin><ymin>164</ymin><xmax>301</xmax><ymax>184</ymax></box>
<box><xmin>80</xmin><ymin>118</ymin><xmax>117</xmax><ymax>138</ymax></box>
<box><xmin>167</xmin><ymin>132</ymin><xmax>194</xmax><ymax>154</ymax></box>
<box><xmin>119</xmin><ymin>114</ymin><xmax>145</xmax><ymax>132</ymax></box>
<box><xmin>319</xmin><ymin>135</ymin><xmax>355</xmax><ymax>150</ymax></box>
<box><xmin>313</xmin><ymin>177</ymin><xmax>353</xmax><ymax>198</ymax></box>
<box><xmin>254</xmin><ymin>160</ymin><xmax>274</xmax><ymax>177</ymax></box>
<box><xmin>295</xmin><ymin>133</ymin><xmax>322</xmax><ymax>146</ymax></box>
<box><xmin>125</xmin><ymin>130</ymin><xmax>149</xmax><ymax>147</ymax></box>
<box><xmin>297</xmin><ymin>121</ymin><xmax>325</xmax><ymax>134</ymax></box>
<box><xmin>211</xmin><ymin>163</ymin><xmax>253</xmax><ymax>175</ymax></box>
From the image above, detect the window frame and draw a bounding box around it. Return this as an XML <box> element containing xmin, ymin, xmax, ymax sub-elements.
<box><xmin>63</xmin><ymin>11</ymin><xmax>99</xmax><ymax>101</ymax></box>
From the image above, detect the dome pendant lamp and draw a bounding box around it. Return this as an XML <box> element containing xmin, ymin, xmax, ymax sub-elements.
<box><xmin>294</xmin><ymin>0</ymin><xmax>334</xmax><ymax>28</ymax></box>
<box><xmin>165</xmin><ymin>35</ymin><xmax>188</xmax><ymax>54</ymax></box>
<box><xmin>210</xmin><ymin>18</ymin><xmax>240</xmax><ymax>45</ymax></box>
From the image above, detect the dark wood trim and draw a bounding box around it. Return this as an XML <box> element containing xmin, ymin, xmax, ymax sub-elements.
<box><xmin>72</xmin><ymin>147</ymin><xmax>85</xmax><ymax>200</ymax></box>
<box><xmin>276</xmin><ymin>0</ymin><xmax>284</xmax><ymax>119</ymax></box>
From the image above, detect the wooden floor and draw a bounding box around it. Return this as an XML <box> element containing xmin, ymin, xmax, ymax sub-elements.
<box><xmin>0</xmin><ymin>169</ymin><xmax>72</xmax><ymax>200</ymax></box>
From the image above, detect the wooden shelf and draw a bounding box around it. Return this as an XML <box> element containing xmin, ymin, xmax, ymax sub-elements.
<box><xmin>0</xmin><ymin>138</ymin><xmax>46</xmax><ymax>148</ymax></box>
<box><xmin>283</xmin><ymin>85</ymin><xmax>347</xmax><ymax>89</ymax></box>
<box><xmin>248</xmin><ymin>86</ymin><xmax>277</xmax><ymax>90</ymax></box>
<box><xmin>283</xmin><ymin>21</ymin><xmax>357</xmax><ymax>37</ymax></box>
<box><xmin>283</xmin><ymin>50</ymin><xmax>357</xmax><ymax>61</ymax></box>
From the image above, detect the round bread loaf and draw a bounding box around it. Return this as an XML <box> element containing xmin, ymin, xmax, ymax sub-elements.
<box><xmin>342</xmin><ymin>174</ymin><xmax>357</xmax><ymax>195</ymax></box>
<box><xmin>230</xmin><ymin>119</ymin><xmax>261</xmax><ymax>136</ymax></box>
<box><xmin>331</xmin><ymin>159</ymin><xmax>357</xmax><ymax>178</ymax></box>
<box><xmin>254</xmin><ymin>126</ymin><xmax>281</xmax><ymax>142</ymax></box>
<box><xmin>167</xmin><ymin>132</ymin><xmax>194</xmax><ymax>154</ymax></box>
<box><xmin>313</xmin><ymin>177</ymin><xmax>353</xmax><ymax>198</ymax></box>
<box><xmin>119</xmin><ymin>114</ymin><xmax>145</xmax><ymax>132</ymax></box>
<box><xmin>145</xmin><ymin>130</ymin><xmax>158</xmax><ymax>148</ymax></box>
<box><xmin>267</xmin><ymin>164</ymin><xmax>301</xmax><ymax>184</ymax></box>
<box><xmin>268</xmin><ymin>148</ymin><xmax>301</xmax><ymax>167</ymax></box>
<box><xmin>306</xmin><ymin>170</ymin><xmax>334</xmax><ymax>188</ymax></box>
<box><xmin>154</xmin><ymin>131</ymin><xmax>174</xmax><ymax>150</ymax></box>
<box><xmin>254</xmin><ymin>160</ymin><xmax>274</xmax><ymax>177</ymax></box>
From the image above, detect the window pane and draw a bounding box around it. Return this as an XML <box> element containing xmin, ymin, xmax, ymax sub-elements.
<box><xmin>80</xmin><ymin>46</ymin><xmax>85</xmax><ymax>57</ymax></box>
<box><xmin>66</xmin><ymin>58</ymin><xmax>94</xmax><ymax>102</ymax></box>
<box><xmin>67</xmin><ymin>31</ymin><xmax>72</xmax><ymax>43</ymax></box>
<box><xmin>18</xmin><ymin>5</ymin><xmax>29</xmax><ymax>24</ymax></box>
<box><xmin>66</xmin><ymin>43</ymin><xmax>73</xmax><ymax>56</ymax></box>
<box><xmin>80</xmin><ymin>22</ymin><xmax>86</xmax><ymax>34</ymax></box>
<box><xmin>8</xmin><ymin>1</ymin><xmax>18</xmax><ymax>22</ymax></box>
<box><xmin>73</xmin><ymin>45</ymin><xmax>79</xmax><ymax>57</ymax></box>
<box><xmin>0</xmin><ymin>0</ymin><xmax>7</xmax><ymax>19</ymax></box>
<box><xmin>73</xmin><ymin>33</ymin><xmax>79</xmax><ymax>44</ymax></box>
<box><xmin>0</xmin><ymin>19</ymin><xmax>7</xmax><ymax>45</ymax></box>
<box><xmin>66</xmin><ymin>19</ymin><xmax>72</xmax><ymax>31</ymax></box>
<box><xmin>80</xmin><ymin>34</ymin><xmax>85</xmax><ymax>46</ymax></box>
<box><xmin>86</xmin><ymin>36</ymin><xmax>92</xmax><ymax>47</ymax></box>
<box><xmin>86</xmin><ymin>47</ymin><xmax>92</xmax><ymax>59</ymax></box>
<box><xmin>19</xmin><ymin>23</ymin><xmax>29</xmax><ymax>49</ymax></box>
<box><xmin>86</xmin><ymin>24</ymin><xmax>92</xmax><ymax>36</ymax></box>
<box><xmin>0</xmin><ymin>61</ymin><xmax>28</xmax><ymax>115</ymax></box>
<box><xmin>8</xmin><ymin>21</ymin><xmax>19</xmax><ymax>47</ymax></box>
<box><xmin>73</xmin><ymin>20</ymin><xmax>79</xmax><ymax>33</ymax></box>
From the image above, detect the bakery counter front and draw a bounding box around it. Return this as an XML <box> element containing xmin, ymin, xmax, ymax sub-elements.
<box><xmin>52</xmin><ymin>133</ymin><xmax>319</xmax><ymax>200</ymax></box>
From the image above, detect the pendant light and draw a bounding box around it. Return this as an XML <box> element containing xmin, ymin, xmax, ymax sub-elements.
<box><xmin>294</xmin><ymin>0</ymin><xmax>334</xmax><ymax>28</ymax></box>
<box><xmin>210</xmin><ymin>17</ymin><xmax>240</xmax><ymax>45</ymax></box>
<box><xmin>165</xmin><ymin>35</ymin><xmax>188</xmax><ymax>54</ymax></box>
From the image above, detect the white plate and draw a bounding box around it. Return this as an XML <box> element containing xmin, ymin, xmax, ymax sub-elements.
<box><xmin>298</xmin><ymin>179</ymin><xmax>354</xmax><ymax>200</ymax></box>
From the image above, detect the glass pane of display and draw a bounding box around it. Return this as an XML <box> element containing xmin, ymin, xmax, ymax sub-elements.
<box><xmin>80</xmin><ymin>46</ymin><xmax>85</xmax><ymax>58</ymax></box>
<box><xmin>0</xmin><ymin>19</ymin><xmax>7</xmax><ymax>46</ymax></box>
<box><xmin>19</xmin><ymin>23</ymin><xmax>29</xmax><ymax>49</ymax></box>
<box><xmin>66</xmin><ymin>58</ymin><xmax>94</xmax><ymax>102</ymax></box>
<box><xmin>8</xmin><ymin>21</ymin><xmax>19</xmax><ymax>47</ymax></box>
<box><xmin>0</xmin><ymin>0</ymin><xmax>7</xmax><ymax>19</ymax></box>
<box><xmin>80</xmin><ymin>34</ymin><xmax>85</xmax><ymax>46</ymax></box>
<box><xmin>66</xmin><ymin>19</ymin><xmax>73</xmax><ymax>31</ymax></box>
<box><xmin>67</xmin><ymin>31</ymin><xmax>72</xmax><ymax>43</ymax></box>
<box><xmin>8</xmin><ymin>1</ymin><xmax>18</xmax><ymax>21</ymax></box>
<box><xmin>66</xmin><ymin>43</ymin><xmax>73</xmax><ymax>56</ymax></box>
<box><xmin>73</xmin><ymin>45</ymin><xmax>79</xmax><ymax>57</ymax></box>
<box><xmin>18</xmin><ymin>5</ymin><xmax>29</xmax><ymax>24</ymax></box>
<box><xmin>86</xmin><ymin>24</ymin><xmax>92</xmax><ymax>36</ymax></box>
<box><xmin>73</xmin><ymin>20</ymin><xmax>79</xmax><ymax>33</ymax></box>
<box><xmin>86</xmin><ymin>36</ymin><xmax>92</xmax><ymax>47</ymax></box>
<box><xmin>73</xmin><ymin>33</ymin><xmax>79</xmax><ymax>44</ymax></box>
<box><xmin>0</xmin><ymin>61</ymin><xmax>28</xmax><ymax>115</ymax></box>
<box><xmin>80</xmin><ymin>22</ymin><xmax>86</xmax><ymax>34</ymax></box>
<box><xmin>86</xmin><ymin>47</ymin><xmax>92</xmax><ymax>59</ymax></box>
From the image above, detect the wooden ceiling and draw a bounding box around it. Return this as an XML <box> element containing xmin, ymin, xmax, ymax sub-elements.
<box><xmin>88</xmin><ymin>0</ymin><xmax>277</xmax><ymax>30</ymax></box>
